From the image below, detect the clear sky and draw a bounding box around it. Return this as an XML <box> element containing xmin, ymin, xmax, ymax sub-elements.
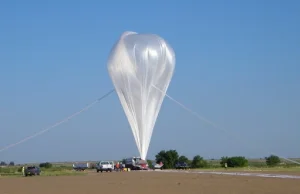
<box><xmin>0</xmin><ymin>0</ymin><xmax>299</xmax><ymax>164</ymax></box>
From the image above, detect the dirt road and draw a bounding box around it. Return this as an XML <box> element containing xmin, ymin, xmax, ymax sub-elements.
<box><xmin>1</xmin><ymin>171</ymin><xmax>300</xmax><ymax>194</ymax></box>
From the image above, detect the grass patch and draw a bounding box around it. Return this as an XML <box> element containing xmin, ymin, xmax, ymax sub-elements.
<box><xmin>0</xmin><ymin>166</ymin><xmax>87</xmax><ymax>177</ymax></box>
<box><xmin>0</xmin><ymin>167</ymin><xmax>20</xmax><ymax>175</ymax></box>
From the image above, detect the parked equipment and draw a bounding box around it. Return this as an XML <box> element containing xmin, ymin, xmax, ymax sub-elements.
<box><xmin>72</xmin><ymin>162</ymin><xmax>90</xmax><ymax>171</ymax></box>
<box><xmin>124</xmin><ymin>157</ymin><xmax>148</xmax><ymax>170</ymax></box>
<box><xmin>24</xmin><ymin>166</ymin><xmax>41</xmax><ymax>176</ymax></box>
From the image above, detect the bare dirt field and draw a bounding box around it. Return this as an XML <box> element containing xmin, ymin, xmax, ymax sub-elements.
<box><xmin>1</xmin><ymin>171</ymin><xmax>300</xmax><ymax>194</ymax></box>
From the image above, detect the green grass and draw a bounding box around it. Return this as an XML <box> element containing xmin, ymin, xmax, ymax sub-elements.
<box><xmin>0</xmin><ymin>166</ymin><xmax>87</xmax><ymax>177</ymax></box>
<box><xmin>0</xmin><ymin>167</ymin><xmax>20</xmax><ymax>175</ymax></box>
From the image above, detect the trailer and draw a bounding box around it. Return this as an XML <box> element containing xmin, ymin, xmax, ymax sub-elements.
<box><xmin>72</xmin><ymin>162</ymin><xmax>90</xmax><ymax>171</ymax></box>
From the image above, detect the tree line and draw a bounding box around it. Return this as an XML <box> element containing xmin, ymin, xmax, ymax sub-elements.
<box><xmin>0</xmin><ymin>161</ymin><xmax>15</xmax><ymax>166</ymax></box>
<box><xmin>0</xmin><ymin>161</ymin><xmax>54</xmax><ymax>168</ymax></box>
<box><xmin>154</xmin><ymin>149</ymin><xmax>283</xmax><ymax>169</ymax></box>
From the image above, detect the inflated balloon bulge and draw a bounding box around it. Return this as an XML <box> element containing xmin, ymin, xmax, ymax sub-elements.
<box><xmin>107</xmin><ymin>31</ymin><xmax>175</xmax><ymax>160</ymax></box>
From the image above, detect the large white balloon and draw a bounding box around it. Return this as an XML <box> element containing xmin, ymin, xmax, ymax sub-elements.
<box><xmin>107</xmin><ymin>31</ymin><xmax>175</xmax><ymax>160</ymax></box>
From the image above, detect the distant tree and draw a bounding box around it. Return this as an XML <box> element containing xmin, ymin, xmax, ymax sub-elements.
<box><xmin>265</xmin><ymin>155</ymin><xmax>281</xmax><ymax>167</ymax></box>
<box><xmin>9</xmin><ymin>161</ymin><xmax>15</xmax><ymax>166</ymax></box>
<box><xmin>39</xmin><ymin>162</ymin><xmax>53</xmax><ymax>168</ymax></box>
<box><xmin>191</xmin><ymin>155</ymin><xmax>208</xmax><ymax>168</ymax></box>
<box><xmin>231</xmin><ymin>156</ymin><xmax>248</xmax><ymax>167</ymax></box>
<box><xmin>178</xmin><ymin>155</ymin><xmax>189</xmax><ymax>163</ymax></box>
<box><xmin>220</xmin><ymin>156</ymin><xmax>248</xmax><ymax>167</ymax></box>
<box><xmin>155</xmin><ymin>150</ymin><xmax>179</xmax><ymax>169</ymax></box>
<box><xmin>155</xmin><ymin>150</ymin><xmax>166</xmax><ymax>164</ymax></box>
<box><xmin>0</xmin><ymin>161</ymin><xmax>7</xmax><ymax>166</ymax></box>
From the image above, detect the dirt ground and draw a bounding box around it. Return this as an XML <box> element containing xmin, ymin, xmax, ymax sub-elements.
<box><xmin>1</xmin><ymin>171</ymin><xmax>300</xmax><ymax>194</ymax></box>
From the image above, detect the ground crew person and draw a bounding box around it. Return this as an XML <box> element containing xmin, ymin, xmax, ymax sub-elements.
<box><xmin>116</xmin><ymin>162</ymin><xmax>120</xmax><ymax>172</ymax></box>
<box><xmin>22</xmin><ymin>166</ymin><xmax>25</xmax><ymax>176</ymax></box>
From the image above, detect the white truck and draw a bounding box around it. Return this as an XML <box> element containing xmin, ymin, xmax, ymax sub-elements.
<box><xmin>96</xmin><ymin>161</ymin><xmax>114</xmax><ymax>173</ymax></box>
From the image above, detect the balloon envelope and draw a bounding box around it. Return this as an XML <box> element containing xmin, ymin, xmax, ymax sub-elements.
<box><xmin>107</xmin><ymin>31</ymin><xmax>175</xmax><ymax>160</ymax></box>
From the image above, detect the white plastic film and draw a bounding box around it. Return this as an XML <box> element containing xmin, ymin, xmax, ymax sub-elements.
<box><xmin>107</xmin><ymin>31</ymin><xmax>175</xmax><ymax>160</ymax></box>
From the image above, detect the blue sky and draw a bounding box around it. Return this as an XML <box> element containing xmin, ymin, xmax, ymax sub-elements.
<box><xmin>0</xmin><ymin>0</ymin><xmax>299</xmax><ymax>164</ymax></box>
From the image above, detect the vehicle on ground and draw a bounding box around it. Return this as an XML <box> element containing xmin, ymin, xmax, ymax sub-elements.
<box><xmin>152</xmin><ymin>161</ymin><xmax>164</xmax><ymax>170</ymax></box>
<box><xmin>124</xmin><ymin>157</ymin><xmax>148</xmax><ymax>170</ymax></box>
<box><xmin>72</xmin><ymin>162</ymin><xmax>90</xmax><ymax>171</ymax></box>
<box><xmin>96</xmin><ymin>161</ymin><xmax>113</xmax><ymax>173</ymax></box>
<box><xmin>175</xmin><ymin>162</ymin><xmax>189</xmax><ymax>170</ymax></box>
<box><xmin>24</xmin><ymin>166</ymin><xmax>41</xmax><ymax>176</ymax></box>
